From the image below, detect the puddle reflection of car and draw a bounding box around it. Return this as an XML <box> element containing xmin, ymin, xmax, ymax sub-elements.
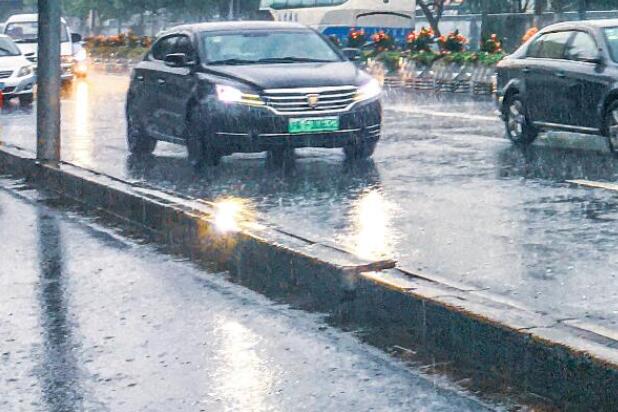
<box><xmin>497</xmin><ymin>19</ymin><xmax>618</xmax><ymax>152</ymax></box>
<box><xmin>126</xmin><ymin>22</ymin><xmax>383</xmax><ymax>167</ymax></box>
<box><xmin>0</xmin><ymin>34</ymin><xmax>35</xmax><ymax>106</ymax></box>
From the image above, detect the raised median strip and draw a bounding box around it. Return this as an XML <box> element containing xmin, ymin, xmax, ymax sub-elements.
<box><xmin>1</xmin><ymin>143</ymin><xmax>617</xmax><ymax>410</ymax></box>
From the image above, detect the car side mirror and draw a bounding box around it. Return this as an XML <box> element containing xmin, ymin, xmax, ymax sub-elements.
<box><xmin>164</xmin><ymin>53</ymin><xmax>188</xmax><ymax>67</ymax></box>
<box><xmin>71</xmin><ymin>33</ymin><xmax>82</xmax><ymax>43</ymax></box>
<box><xmin>342</xmin><ymin>48</ymin><xmax>362</xmax><ymax>62</ymax></box>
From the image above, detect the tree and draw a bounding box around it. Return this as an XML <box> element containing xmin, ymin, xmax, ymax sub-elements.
<box><xmin>416</xmin><ymin>0</ymin><xmax>446</xmax><ymax>36</ymax></box>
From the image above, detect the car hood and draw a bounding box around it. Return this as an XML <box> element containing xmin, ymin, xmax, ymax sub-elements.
<box><xmin>0</xmin><ymin>55</ymin><xmax>31</xmax><ymax>71</ymax></box>
<box><xmin>15</xmin><ymin>41</ymin><xmax>73</xmax><ymax>58</ymax></box>
<box><xmin>203</xmin><ymin>61</ymin><xmax>368</xmax><ymax>90</ymax></box>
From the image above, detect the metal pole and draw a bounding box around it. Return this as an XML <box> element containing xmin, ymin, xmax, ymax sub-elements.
<box><xmin>37</xmin><ymin>0</ymin><xmax>62</xmax><ymax>162</ymax></box>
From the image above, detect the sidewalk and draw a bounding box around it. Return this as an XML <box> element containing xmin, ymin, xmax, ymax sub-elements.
<box><xmin>0</xmin><ymin>180</ymin><xmax>493</xmax><ymax>411</ymax></box>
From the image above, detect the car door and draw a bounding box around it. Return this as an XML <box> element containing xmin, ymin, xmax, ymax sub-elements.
<box><xmin>562</xmin><ymin>30</ymin><xmax>613</xmax><ymax>130</ymax></box>
<box><xmin>146</xmin><ymin>34</ymin><xmax>179</xmax><ymax>139</ymax></box>
<box><xmin>524</xmin><ymin>31</ymin><xmax>572</xmax><ymax>125</ymax></box>
<box><xmin>157</xmin><ymin>33</ymin><xmax>199</xmax><ymax>140</ymax></box>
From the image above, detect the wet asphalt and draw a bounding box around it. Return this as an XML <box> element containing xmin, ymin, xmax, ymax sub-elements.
<box><xmin>2</xmin><ymin>72</ymin><xmax>618</xmax><ymax>333</ymax></box>
<box><xmin>0</xmin><ymin>180</ymin><xmax>497</xmax><ymax>411</ymax></box>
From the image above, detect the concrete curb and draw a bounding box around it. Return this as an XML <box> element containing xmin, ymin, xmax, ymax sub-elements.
<box><xmin>1</xmin><ymin>144</ymin><xmax>617</xmax><ymax>410</ymax></box>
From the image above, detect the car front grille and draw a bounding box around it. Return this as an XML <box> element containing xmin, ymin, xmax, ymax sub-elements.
<box><xmin>262</xmin><ymin>86</ymin><xmax>358</xmax><ymax>114</ymax></box>
<box><xmin>0</xmin><ymin>70</ymin><xmax>13</xmax><ymax>79</ymax></box>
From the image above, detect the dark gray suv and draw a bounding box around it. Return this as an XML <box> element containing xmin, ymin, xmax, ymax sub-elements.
<box><xmin>497</xmin><ymin>19</ymin><xmax>618</xmax><ymax>151</ymax></box>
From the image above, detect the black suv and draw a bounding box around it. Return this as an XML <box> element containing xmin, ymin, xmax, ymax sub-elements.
<box><xmin>126</xmin><ymin>21</ymin><xmax>382</xmax><ymax>166</ymax></box>
<box><xmin>497</xmin><ymin>19</ymin><xmax>618</xmax><ymax>151</ymax></box>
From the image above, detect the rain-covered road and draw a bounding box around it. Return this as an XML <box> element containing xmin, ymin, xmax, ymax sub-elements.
<box><xmin>3</xmin><ymin>72</ymin><xmax>618</xmax><ymax>332</ymax></box>
<box><xmin>0</xmin><ymin>182</ymin><xmax>496</xmax><ymax>411</ymax></box>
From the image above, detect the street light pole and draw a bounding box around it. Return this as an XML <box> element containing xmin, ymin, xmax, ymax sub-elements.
<box><xmin>37</xmin><ymin>0</ymin><xmax>62</xmax><ymax>162</ymax></box>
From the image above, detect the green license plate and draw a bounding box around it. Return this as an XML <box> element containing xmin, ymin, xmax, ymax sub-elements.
<box><xmin>288</xmin><ymin>116</ymin><xmax>340</xmax><ymax>134</ymax></box>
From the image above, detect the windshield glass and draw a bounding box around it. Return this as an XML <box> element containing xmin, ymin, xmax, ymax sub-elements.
<box><xmin>0</xmin><ymin>37</ymin><xmax>21</xmax><ymax>56</ymax></box>
<box><xmin>200</xmin><ymin>30</ymin><xmax>341</xmax><ymax>65</ymax></box>
<box><xmin>5</xmin><ymin>21</ymin><xmax>69</xmax><ymax>43</ymax></box>
<box><xmin>605</xmin><ymin>27</ymin><xmax>618</xmax><ymax>63</ymax></box>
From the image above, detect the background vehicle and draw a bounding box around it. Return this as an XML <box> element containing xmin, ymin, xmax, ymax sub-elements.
<box><xmin>3</xmin><ymin>13</ymin><xmax>84</xmax><ymax>84</ymax></box>
<box><xmin>259</xmin><ymin>0</ymin><xmax>415</xmax><ymax>44</ymax></box>
<box><xmin>126</xmin><ymin>22</ymin><xmax>383</xmax><ymax>167</ymax></box>
<box><xmin>497</xmin><ymin>19</ymin><xmax>618</xmax><ymax>152</ymax></box>
<box><xmin>0</xmin><ymin>34</ymin><xmax>35</xmax><ymax>106</ymax></box>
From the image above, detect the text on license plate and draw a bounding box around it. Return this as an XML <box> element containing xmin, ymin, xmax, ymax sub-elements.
<box><xmin>288</xmin><ymin>116</ymin><xmax>340</xmax><ymax>134</ymax></box>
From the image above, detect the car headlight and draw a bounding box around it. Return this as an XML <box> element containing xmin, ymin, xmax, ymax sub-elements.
<box><xmin>215</xmin><ymin>84</ymin><xmax>264</xmax><ymax>106</ymax></box>
<box><xmin>355</xmin><ymin>78</ymin><xmax>382</xmax><ymax>101</ymax></box>
<box><xmin>17</xmin><ymin>65</ymin><xmax>33</xmax><ymax>77</ymax></box>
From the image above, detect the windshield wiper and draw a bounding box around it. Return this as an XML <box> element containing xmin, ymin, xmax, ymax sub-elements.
<box><xmin>257</xmin><ymin>57</ymin><xmax>335</xmax><ymax>64</ymax></box>
<box><xmin>207</xmin><ymin>58</ymin><xmax>257</xmax><ymax>66</ymax></box>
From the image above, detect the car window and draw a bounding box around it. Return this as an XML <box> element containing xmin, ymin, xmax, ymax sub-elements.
<box><xmin>528</xmin><ymin>31</ymin><xmax>571</xmax><ymax>59</ymax></box>
<box><xmin>566</xmin><ymin>31</ymin><xmax>598</xmax><ymax>61</ymax></box>
<box><xmin>604</xmin><ymin>27</ymin><xmax>618</xmax><ymax>63</ymax></box>
<box><xmin>5</xmin><ymin>21</ymin><xmax>69</xmax><ymax>43</ymax></box>
<box><xmin>151</xmin><ymin>35</ymin><xmax>178</xmax><ymax>61</ymax></box>
<box><xmin>0</xmin><ymin>37</ymin><xmax>21</xmax><ymax>56</ymax></box>
<box><xmin>200</xmin><ymin>30</ymin><xmax>341</xmax><ymax>64</ymax></box>
<box><xmin>173</xmin><ymin>35</ymin><xmax>196</xmax><ymax>62</ymax></box>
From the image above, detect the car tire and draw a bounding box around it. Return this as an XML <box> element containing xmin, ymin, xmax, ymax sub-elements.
<box><xmin>19</xmin><ymin>94</ymin><xmax>33</xmax><ymax>107</ymax></box>
<box><xmin>504</xmin><ymin>94</ymin><xmax>538</xmax><ymax>144</ymax></box>
<box><xmin>604</xmin><ymin>101</ymin><xmax>618</xmax><ymax>155</ymax></box>
<box><xmin>187</xmin><ymin>106</ymin><xmax>221</xmax><ymax>168</ymax></box>
<box><xmin>344</xmin><ymin>141</ymin><xmax>377</xmax><ymax>161</ymax></box>
<box><xmin>126</xmin><ymin>109</ymin><xmax>157</xmax><ymax>156</ymax></box>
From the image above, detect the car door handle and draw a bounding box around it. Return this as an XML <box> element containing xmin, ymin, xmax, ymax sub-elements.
<box><xmin>522</xmin><ymin>67</ymin><xmax>531</xmax><ymax>74</ymax></box>
<box><xmin>555</xmin><ymin>72</ymin><xmax>566</xmax><ymax>78</ymax></box>
<box><xmin>136</xmin><ymin>75</ymin><xmax>144</xmax><ymax>81</ymax></box>
<box><xmin>157</xmin><ymin>78</ymin><xmax>166</xmax><ymax>85</ymax></box>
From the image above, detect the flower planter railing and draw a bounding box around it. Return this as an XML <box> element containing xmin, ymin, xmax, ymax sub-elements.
<box><xmin>397</xmin><ymin>58</ymin><xmax>497</xmax><ymax>96</ymax></box>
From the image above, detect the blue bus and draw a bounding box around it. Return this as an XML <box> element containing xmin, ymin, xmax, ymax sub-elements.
<box><xmin>259</xmin><ymin>0</ymin><xmax>416</xmax><ymax>45</ymax></box>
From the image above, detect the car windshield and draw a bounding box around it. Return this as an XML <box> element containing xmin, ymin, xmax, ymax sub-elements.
<box><xmin>200</xmin><ymin>30</ymin><xmax>342</xmax><ymax>65</ymax></box>
<box><xmin>5</xmin><ymin>21</ymin><xmax>69</xmax><ymax>43</ymax></box>
<box><xmin>605</xmin><ymin>27</ymin><xmax>618</xmax><ymax>63</ymax></box>
<box><xmin>0</xmin><ymin>37</ymin><xmax>21</xmax><ymax>56</ymax></box>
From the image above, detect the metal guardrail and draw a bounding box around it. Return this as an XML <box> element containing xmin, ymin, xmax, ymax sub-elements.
<box><xmin>367</xmin><ymin>58</ymin><xmax>497</xmax><ymax>96</ymax></box>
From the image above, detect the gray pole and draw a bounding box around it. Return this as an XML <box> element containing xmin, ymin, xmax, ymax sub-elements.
<box><xmin>37</xmin><ymin>0</ymin><xmax>62</xmax><ymax>162</ymax></box>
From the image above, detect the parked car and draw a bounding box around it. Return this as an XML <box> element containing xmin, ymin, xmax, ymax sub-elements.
<box><xmin>126</xmin><ymin>21</ymin><xmax>382</xmax><ymax>166</ymax></box>
<box><xmin>3</xmin><ymin>14</ymin><xmax>84</xmax><ymax>84</ymax></box>
<box><xmin>0</xmin><ymin>34</ymin><xmax>35</xmax><ymax>106</ymax></box>
<box><xmin>497</xmin><ymin>19</ymin><xmax>618</xmax><ymax>152</ymax></box>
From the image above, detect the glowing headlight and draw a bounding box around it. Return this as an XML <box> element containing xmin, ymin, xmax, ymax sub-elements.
<box><xmin>355</xmin><ymin>78</ymin><xmax>382</xmax><ymax>101</ymax></box>
<box><xmin>17</xmin><ymin>65</ymin><xmax>33</xmax><ymax>77</ymax></box>
<box><xmin>215</xmin><ymin>84</ymin><xmax>264</xmax><ymax>106</ymax></box>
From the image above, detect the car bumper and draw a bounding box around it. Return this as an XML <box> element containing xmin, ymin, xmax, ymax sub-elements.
<box><xmin>203</xmin><ymin>98</ymin><xmax>382</xmax><ymax>152</ymax></box>
<box><xmin>0</xmin><ymin>74</ymin><xmax>36</xmax><ymax>99</ymax></box>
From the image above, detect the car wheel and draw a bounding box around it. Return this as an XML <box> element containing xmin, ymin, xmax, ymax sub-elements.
<box><xmin>344</xmin><ymin>141</ymin><xmax>377</xmax><ymax>161</ymax></box>
<box><xmin>19</xmin><ymin>94</ymin><xmax>33</xmax><ymax>107</ymax></box>
<box><xmin>187</xmin><ymin>106</ymin><xmax>221</xmax><ymax>168</ymax></box>
<box><xmin>126</xmin><ymin>109</ymin><xmax>157</xmax><ymax>155</ymax></box>
<box><xmin>605</xmin><ymin>101</ymin><xmax>618</xmax><ymax>155</ymax></box>
<box><xmin>504</xmin><ymin>95</ymin><xmax>537</xmax><ymax>144</ymax></box>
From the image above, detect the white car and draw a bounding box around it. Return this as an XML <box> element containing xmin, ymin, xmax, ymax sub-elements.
<box><xmin>0</xmin><ymin>34</ymin><xmax>35</xmax><ymax>106</ymax></box>
<box><xmin>3</xmin><ymin>14</ymin><xmax>82</xmax><ymax>84</ymax></box>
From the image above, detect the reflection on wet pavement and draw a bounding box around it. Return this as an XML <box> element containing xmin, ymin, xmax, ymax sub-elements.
<box><xmin>3</xmin><ymin>72</ymin><xmax>618</xmax><ymax>331</ymax></box>
<box><xmin>0</xmin><ymin>188</ymin><xmax>495</xmax><ymax>411</ymax></box>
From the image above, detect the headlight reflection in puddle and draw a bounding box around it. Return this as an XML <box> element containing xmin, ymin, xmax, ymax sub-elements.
<box><xmin>347</xmin><ymin>189</ymin><xmax>396</xmax><ymax>261</ymax></box>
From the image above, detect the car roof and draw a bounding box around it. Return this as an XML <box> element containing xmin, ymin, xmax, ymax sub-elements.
<box><xmin>160</xmin><ymin>21</ymin><xmax>309</xmax><ymax>36</ymax></box>
<box><xmin>542</xmin><ymin>18</ymin><xmax>618</xmax><ymax>32</ymax></box>
<box><xmin>5</xmin><ymin>13</ymin><xmax>68</xmax><ymax>24</ymax></box>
